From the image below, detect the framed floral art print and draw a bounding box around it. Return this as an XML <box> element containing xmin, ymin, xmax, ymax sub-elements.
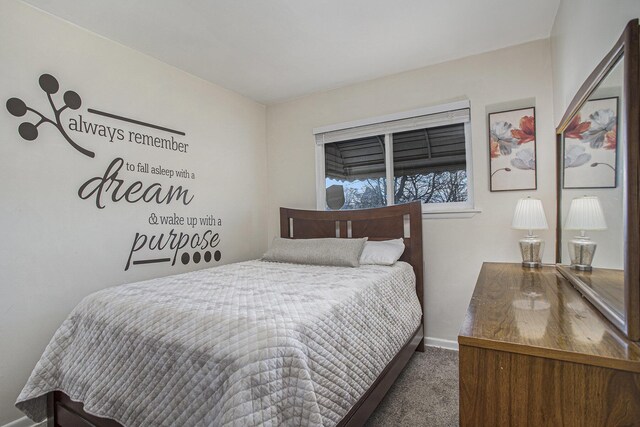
<box><xmin>562</xmin><ymin>97</ymin><xmax>618</xmax><ymax>189</ymax></box>
<box><xmin>489</xmin><ymin>107</ymin><xmax>537</xmax><ymax>192</ymax></box>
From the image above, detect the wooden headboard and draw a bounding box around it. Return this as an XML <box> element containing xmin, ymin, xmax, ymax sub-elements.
<box><xmin>279</xmin><ymin>201</ymin><xmax>424</xmax><ymax>312</ymax></box>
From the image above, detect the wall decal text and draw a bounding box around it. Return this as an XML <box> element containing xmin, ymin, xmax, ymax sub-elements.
<box><xmin>125</xmin><ymin>227</ymin><xmax>221</xmax><ymax>271</ymax></box>
<box><xmin>5</xmin><ymin>73</ymin><xmax>223</xmax><ymax>272</ymax></box>
<box><xmin>78</xmin><ymin>157</ymin><xmax>195</xmax><ymax>209</ymax></box>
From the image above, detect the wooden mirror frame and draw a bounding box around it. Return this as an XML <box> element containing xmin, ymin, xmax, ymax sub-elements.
<box><xmin>555</xmin><ymin>19</ymin><xmax>640</xmax><ymax>340</ymax></box>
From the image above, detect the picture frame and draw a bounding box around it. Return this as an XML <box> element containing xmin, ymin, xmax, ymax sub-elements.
<box><xmin>488</xmin><ymin>107</ymin><xmax>537</xmax><ymax>192</ymax></box>
<box><xmin>562</xmin><ymin>97</ymin><xmax>618</xmax><ymax>189</ymax></box>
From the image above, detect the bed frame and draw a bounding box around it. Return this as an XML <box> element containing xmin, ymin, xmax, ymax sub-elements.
<box><xmin>49</xmin><ymin>201</ymin><xmax>425</xmax><ymax>427</ymax></box>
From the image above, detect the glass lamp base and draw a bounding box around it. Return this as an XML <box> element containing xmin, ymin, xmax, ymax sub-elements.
<box><xmin>519</xmin><ymin>236</ymin><xmax>544</xmax><ymax>268</ymax></box>
<box><xmin>568</xmin><ymin>237</ymin><xmax>596</xmax><ymax>272</ymax></box>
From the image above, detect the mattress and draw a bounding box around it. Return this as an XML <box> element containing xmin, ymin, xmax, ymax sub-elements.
<box><xmin>16</xmin><ymin>260</ymin><xmax>422</xmax><ymax>426</ymax></box>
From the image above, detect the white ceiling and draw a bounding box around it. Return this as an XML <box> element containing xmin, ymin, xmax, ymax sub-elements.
<box><xmin>23</xmin><ymin>0</ymin><xmax>560</xmax><ymax>104</ymax></box>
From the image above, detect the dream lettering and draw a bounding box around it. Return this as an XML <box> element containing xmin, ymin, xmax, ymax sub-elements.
<box><xmin>78</xmin><ymin>157</ymin><xmax>195</xmax><ymax>209</ymax></box>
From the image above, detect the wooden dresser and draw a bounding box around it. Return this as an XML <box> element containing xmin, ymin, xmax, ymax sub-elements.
<box><xmin>458</xmin><ymin>263</ymin><xmax>640</xmax><ymax>426</ymax></box>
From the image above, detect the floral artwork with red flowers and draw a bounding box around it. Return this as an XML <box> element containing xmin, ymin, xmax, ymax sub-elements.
<box><xmin>563</xmin><ymin>97</ymin><xmax>618</xmax><ymax>189</ymax></box>
<box><xmin>488</xmin><ymin>107</ymin><xmax>536</xmax><ymax>191</ymax></box>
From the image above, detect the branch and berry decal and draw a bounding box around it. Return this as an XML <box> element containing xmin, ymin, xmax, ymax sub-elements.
<box><xmin>6</xmin><ymin>73</ymin><xmax>94</xmax><ymax>158</ymax></box>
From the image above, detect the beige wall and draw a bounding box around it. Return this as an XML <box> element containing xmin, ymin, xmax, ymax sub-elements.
<box><xmin>266</xmin><ymin>39</ymin><xmax>556</xmax><ymax>345</ymax></box>
<box><xmin>0</xmin><ymin>1</ymin><xmax>267</xmax><ymax>424</ymax></box>
<box><xmin>551</xmin><ymin>0</ymin><xmax>640</xmax><ymax>124</ymax></box>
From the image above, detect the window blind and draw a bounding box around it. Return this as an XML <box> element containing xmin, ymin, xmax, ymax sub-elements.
<box><xmin>314</xmin><ymin>107</ymin><xmax>470</xmax><ymax>146</ymax></box>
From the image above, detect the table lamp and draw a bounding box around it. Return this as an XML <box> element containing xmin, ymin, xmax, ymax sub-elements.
<box><xmin>512</xmin><ymin>197</ymin><xmax>549</xmax><ymax>268</ymax></box>
<box><xmin>564</xmin><ymin>196</ymin><xmax>607</xmax><ymax>271</ymax></box>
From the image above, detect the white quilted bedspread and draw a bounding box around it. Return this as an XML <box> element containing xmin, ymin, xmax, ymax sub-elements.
<box><xmin>16</xmin><ymin>260</ymin><xmax>422</xmax><ymax>426</ymax></box>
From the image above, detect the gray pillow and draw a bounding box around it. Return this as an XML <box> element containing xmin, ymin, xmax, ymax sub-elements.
<box><xmin>262</xmin><ymin>237</ymin><xmax>367</xmax><ymax>267</ymax></box>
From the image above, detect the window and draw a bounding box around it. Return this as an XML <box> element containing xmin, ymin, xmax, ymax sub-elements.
<box><xmin>314</xmin><ymin>101</ymin><xmax>474</xmax><ymax>213</ymax></box>
<box><xmin>324</xmin><ymin>135</ymin><xmax>387</xmax><ymax>209</ymax></box>
<box><xmin>392</xmin><ymin>124</ymin><xmax>468</xmax><ymax>204</ymax></box>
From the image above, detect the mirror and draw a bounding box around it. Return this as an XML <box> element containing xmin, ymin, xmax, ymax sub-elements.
<box><xmin>556</xmin><ymin>19</ymin><xmax>640</xmax><ymax>340</ymax></box>
<box><xmin>560</xmin><ymin>57</ymin><xmax>624</xmax><ymax>324</ymax></box>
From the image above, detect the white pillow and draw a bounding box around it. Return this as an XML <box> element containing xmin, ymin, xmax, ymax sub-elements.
<box><xmin>262</xmin><ymin>237</ymin><xmax>367</xmax><ymax>267</ymax></box>
<box><xmin>359</xmin><ymin>238</ymin><xmax>405</xmax><ymax>265</ymax></box>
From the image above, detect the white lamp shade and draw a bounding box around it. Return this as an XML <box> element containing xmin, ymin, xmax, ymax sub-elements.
<box><xmin>565</xmin><ymin>196</ymin><xmax>607</xmax><ymax>231</ymax></box>
<box><xmin>512</xmin><ymin>197</ymin><xmax>549</xmax><ymax>230</ymax></box>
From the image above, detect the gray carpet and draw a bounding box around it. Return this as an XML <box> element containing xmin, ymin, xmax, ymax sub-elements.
<box><xmin>366</xmin><ymin>346</ymin><xmax>459</xmax><ymax>427</ymax></box>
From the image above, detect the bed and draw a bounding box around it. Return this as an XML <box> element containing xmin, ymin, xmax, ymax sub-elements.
<box><xmin>16</xmin><ymin>202</ymin><xmax>424</xmax><ymax>426</ymax></box>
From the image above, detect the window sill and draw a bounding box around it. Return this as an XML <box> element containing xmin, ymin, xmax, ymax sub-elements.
<box><xmin>421</xmin><ymin>208</ymin><xmax>482</xmax><ymax>219</ymax></box>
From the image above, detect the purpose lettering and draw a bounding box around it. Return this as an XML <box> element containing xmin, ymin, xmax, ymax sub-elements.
<box><xmin>125</xmin><ymin>228</ymin><xmax>220</xmax><ymax>270</ymax></box>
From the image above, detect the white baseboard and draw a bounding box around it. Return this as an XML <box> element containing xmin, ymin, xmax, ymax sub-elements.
<box><xmin>425</xmin><ymin>336</ymin><xmax>459</xmax><ymax>351</ymax></box>
<box><xmin>2</xmin><ymin>417</ymin><xmax>44</xmax><ymax>427</ymax></box>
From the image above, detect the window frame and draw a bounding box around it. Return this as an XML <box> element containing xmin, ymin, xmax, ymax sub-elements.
<box><xmin>314</xmin><ymin>101</ymin><xmax>475</xmax><ymax>214</ymax></box>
